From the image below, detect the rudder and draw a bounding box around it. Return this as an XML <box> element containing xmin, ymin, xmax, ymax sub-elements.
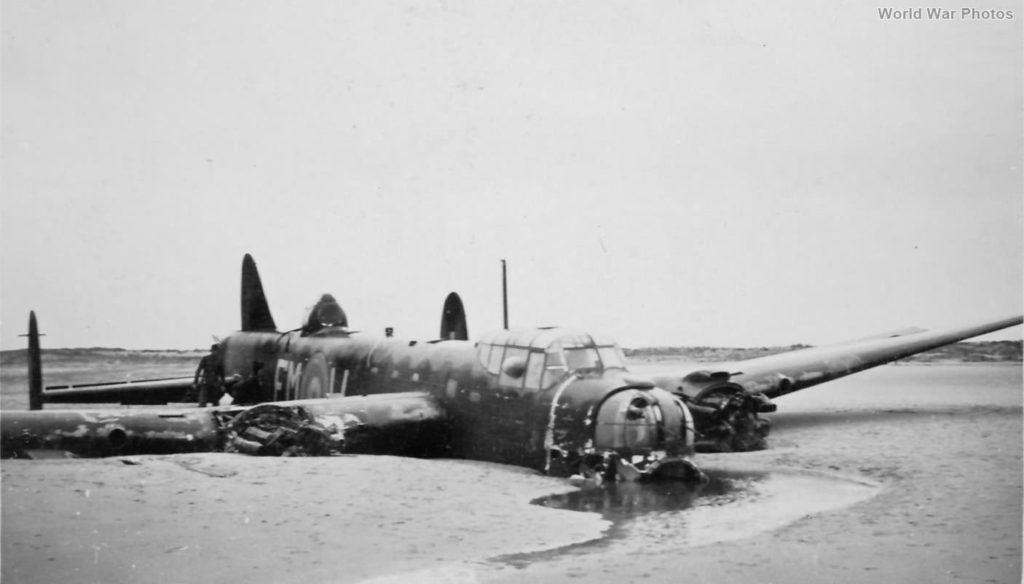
<box><xmin>241</xmin><ymin>254</ymin><xmax>278</xmax><ymax>331</ymax></box>
<box><xmin>27</xmin><ymin>311</ymin><xmax>43</xmax><ymax>411</ymax></box>
<box><xmin>440</xmin><ymin>292</ymin><xmax>468</xmax><ymax>340</ymax></box>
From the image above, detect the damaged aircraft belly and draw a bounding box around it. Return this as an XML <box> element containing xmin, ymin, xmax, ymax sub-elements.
<box><xmin>0</xmin><ymin>392</ymin><xmax>449</xmax><ymax>460</ymax></box>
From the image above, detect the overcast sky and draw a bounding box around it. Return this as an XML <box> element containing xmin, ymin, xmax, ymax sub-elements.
<box><xmin>2</xmin><ymin>0</ymin><xmax>1021</xmax><ymax>350</ymax></box>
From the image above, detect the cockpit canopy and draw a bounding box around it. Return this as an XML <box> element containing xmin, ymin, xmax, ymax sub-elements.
<box><xmin>476</xmin><ymin>327</ymin><xmax>628</xmax><ymax>391</ymax></box>
<box><xmin>301</xmin><ymin>294</ymin><xmax>348</xmax><ymax>335</ymax></box>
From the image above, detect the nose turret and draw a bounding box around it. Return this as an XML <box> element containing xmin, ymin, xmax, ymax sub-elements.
<box><xmin>592</xmin><ymin>386</ymin><xmax>704</xmax><ymax>481</ymax></box>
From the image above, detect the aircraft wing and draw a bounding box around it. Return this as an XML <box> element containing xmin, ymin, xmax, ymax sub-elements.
<box><xmin>238</xmin><ymin>392</ymin><xmax>452</xmax><ymax>457</ymax></box>
<box><xmin>649</xmin><ymin>315</ymin><xmax>1021</xmax><ymax>452</ymax></box>
<box><xmin>653</xmin><ymin>315</ymin><xmax>1022</xmax><ymax>401</ymax></box>
<box><xmin>40</xmin><ymin>377</ymin><xmax>195</xmax><ymax>405</ymax></box>
<box><xmin>1</xmin><ymin>391</ymin><xmax>449</xmax><ymax>459</ymax></box>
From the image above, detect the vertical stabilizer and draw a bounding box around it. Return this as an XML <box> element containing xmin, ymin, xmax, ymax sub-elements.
<box><xmin>440</xmin><ymin>292</ymin><xmax>469</xmax><ymax>340</ymax></box>
<box><xmin>241</xmin><ymin>254</ymin><xmax>277</xmax><ymax>331</ymax></box>
<box><xmin>27</xmin><ymin>311</ymin><xmax>43</xmax><ymax>411</ymax></box>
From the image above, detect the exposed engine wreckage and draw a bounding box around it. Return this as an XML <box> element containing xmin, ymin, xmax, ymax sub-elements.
<box><xmin>660</xmin><ymin>370</ymin><xmax>776</xmax><ymax>453</ymax></box>
<box><xmin>222</xmin><ymin>405</ymin><xmax>344</xmax><ymax>457</ymax></box>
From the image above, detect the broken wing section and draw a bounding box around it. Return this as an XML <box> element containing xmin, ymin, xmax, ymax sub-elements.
<box><xmin>226</xmin><ymin>392</ymin><xmax>451</xmax><ymax>457</ymax></box>
<box><xmin>2</xmin><ymin>391</ymin><xmax>450</xmax><ymax>460</ymax></box>
<box><xmin>1</xmin><ymin>409</ymin><xmax>220</xmax><ymax>459</ymax></box>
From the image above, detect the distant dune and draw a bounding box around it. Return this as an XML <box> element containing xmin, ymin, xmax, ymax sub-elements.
<box><xmin>623</xmin><ymin>340</ymin><xmax>1022</xmax><ymax>363</ymax></box>
<box><xmin>0</xmin><ymin>349</ymin><xmax>206</xmax><ymax>400</ymax></box>
<box><xmin>2</xmin><ymin>347</ymin><xmax>201</xmax><ymax>366</ymax></box>
<box><xmin>0</xmin><ymin>341</ymin><xmax>1018</xmax><ymax>369</ymax></box>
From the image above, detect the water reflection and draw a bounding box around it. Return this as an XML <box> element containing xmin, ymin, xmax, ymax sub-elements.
<box><xmin>499</xmin><ymin>468</ymin><xmax>877</xmax><ymax>567</ymax></box>
<box><xmin>535</xmin><ymin>470</ymin><xmax>764</xmax><ymax>521</ymax></box>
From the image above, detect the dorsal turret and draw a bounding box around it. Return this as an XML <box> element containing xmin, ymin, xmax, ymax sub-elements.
<box><xmin>302</xmin><ymin>294</ymin><xmax>348</xmax><ymax>335</ymax></box>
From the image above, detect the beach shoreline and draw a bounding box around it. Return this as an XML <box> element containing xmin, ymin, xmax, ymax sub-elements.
<box><xmin>2</xmin><ymin>364</ymin><xmax>1021</xmax><ymax>583</ymax></box>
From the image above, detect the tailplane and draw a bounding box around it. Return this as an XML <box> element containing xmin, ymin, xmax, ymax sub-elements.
<box><xmin>241</xmin><ymin>254</ymin><xmax>277</xmax><ymax>331</ymax></box>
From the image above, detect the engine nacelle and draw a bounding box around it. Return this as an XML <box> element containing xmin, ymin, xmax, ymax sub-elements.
<box><xmin>655</xmin><ymin>370</ymin><xmax>775</xmax><ymax>453</ymax></box>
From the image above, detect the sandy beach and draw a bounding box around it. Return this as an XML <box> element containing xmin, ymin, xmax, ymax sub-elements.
<box><xmin>2</xmin><ymin>363</ymin><xmax>1021</xmax><ymax>583</ymax></box>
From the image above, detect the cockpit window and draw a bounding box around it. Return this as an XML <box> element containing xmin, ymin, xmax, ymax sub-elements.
<box><xmin>524</xmin><ymin>352</ymin><xmax>545</xmax><ymax>389</ymax></box>
<box><xmin>485</xmin><ymin>344</ymin><xmax>504</xmax><ymax>374</ymax></box>
<box><xmin>542</xmin><ymin>343</ymin><xmax>568</xmax><ymax>388</ymax></box>
<box><xmin>475</xmin><ymin>328</ymin><xmax>630</xmax><ymax>388</ymax></box>
<box><xmin>598</xmin><ymin>346</ymin><xmax>627</xmax><ymax>369</ymax></box>
<box><xmin>498</xmin><ymin>347</ymin><xmax>529</xmax><ymax>388</ymax></box>
<box><xmin>564</xmin><ymin>347</ymin><xmax>600</xmax><ymax>371</ymax></box>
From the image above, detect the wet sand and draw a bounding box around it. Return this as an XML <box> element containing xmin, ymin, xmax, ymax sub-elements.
<box><xmin>491</xmin><ymin>364</ymin><xmax>1023</xmax><ymax>583</ymax></box>
<box><xmin>2</xmin><ymin>364</ymin><xmax>1021</xmax><ymax>583</ymax></box>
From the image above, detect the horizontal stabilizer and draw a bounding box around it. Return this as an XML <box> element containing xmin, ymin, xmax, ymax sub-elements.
<box><xmin>42</xmin><ymin>377</ymin><xmax>196</xmax><ymax>405</ymax></box>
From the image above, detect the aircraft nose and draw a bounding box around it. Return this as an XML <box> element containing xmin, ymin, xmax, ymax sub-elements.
<box><xmin>591</xmin><ymin>387</ymin><xmax>701</xmax><ymax>481</ymax></box>
<box><xmin>593</xmin><ymin>387</ymin><xmax>693</xmax><ymax>456</ymax></box>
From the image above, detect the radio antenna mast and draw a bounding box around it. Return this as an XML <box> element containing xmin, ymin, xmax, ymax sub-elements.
<box><xmin>501</xmin><ymin>260</ymin><xmax>509</xmax><ymax>330</ymax></box>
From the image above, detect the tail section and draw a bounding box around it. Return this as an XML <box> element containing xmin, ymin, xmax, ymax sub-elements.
<box><xmin>440</xmin><ymin>292</ymin><xmax>469</xmax><ymax>340</ymax></box>
<box><xmin>241</xmin><ymin>254</ymin><xmax>277</xmax><ymax>332</ymax></box>
<box><xmin>27</xmin><ymin>311</ymin><xmax>43</xmax><ymax>411</ymax></box>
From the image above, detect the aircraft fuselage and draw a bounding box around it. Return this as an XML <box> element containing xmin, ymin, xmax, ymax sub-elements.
<box><xmin>221</xmin><ymin>326</ymin><xmax>698</xmax><ymax>479</ymax></box>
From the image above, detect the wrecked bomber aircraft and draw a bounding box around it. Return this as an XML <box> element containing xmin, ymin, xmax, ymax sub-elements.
<box><xmin>2</xmin><ymin>255</ymin><xmax>1021</xmax><ymax>483</ymax></box>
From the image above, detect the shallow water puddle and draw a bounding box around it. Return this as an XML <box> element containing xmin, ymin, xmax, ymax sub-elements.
<box><xmin>504</xmin><ymin>468</ymin><xmax>878</xmax><ymax>564</ymax></box>
<box><xmin>536</xmin><ymin>469</ymin><xmax>748</xmax><ymax>521</ymax></box>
